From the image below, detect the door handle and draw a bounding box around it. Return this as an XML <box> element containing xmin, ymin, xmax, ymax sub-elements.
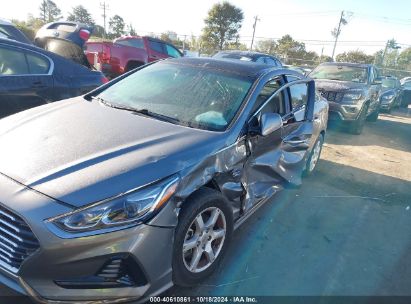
<box><xmin>31</xmin><ymin>81</ymin><xmax>46</xmax><ymax>88</ymax></box>
<box><xmin>284</xmin><ymin>138</ymin><xmax>310</xmax><ymax>145</ymax></box>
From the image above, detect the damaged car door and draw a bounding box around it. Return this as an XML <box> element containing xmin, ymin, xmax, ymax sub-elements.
<box><xmin>242</xmin><ymin>75</ymin><xmax>315</xmax><ymax>212</ymax></box>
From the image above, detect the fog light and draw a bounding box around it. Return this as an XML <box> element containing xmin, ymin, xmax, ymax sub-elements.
<box><xmin>55</xmin><ymin>255</ymin><xmax>147</xmax><ymax>289</ymax></box>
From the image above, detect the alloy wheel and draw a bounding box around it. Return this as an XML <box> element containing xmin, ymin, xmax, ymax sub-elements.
<box><xmin>308</xmin><ymin>139</ymin><xmax>322</xmax><ymax>172</ymax></box>
<box><xmin>182</xmin><ymin>207</ymin><xmax>226</xmax><ymax>273</ymax></box>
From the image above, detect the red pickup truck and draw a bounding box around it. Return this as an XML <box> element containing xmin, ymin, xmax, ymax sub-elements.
<box><xmin>85</xmin><ymin>36</ymin><xmax>182</xmax><ymax>78</ymax></box>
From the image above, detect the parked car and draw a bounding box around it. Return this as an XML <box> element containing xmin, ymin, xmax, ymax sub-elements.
<box><xmin>283</xmin><ymin>64</ymin><xmax>306</xmax><ymax>75</ymax></box>
<box><xmin>400</xmin><ymin>80</ymin><xmax>411</xmax><ymax>108</ymax></box>
<box><xmin>309</xmin><ymin>62</ymin><xmax>382</xmax><ymax>134</ymax></box>
<box><xmin>85</xmin><ymin>36</ymin><xmax>183</xmax><ymax>78</ymax></box>
<box><xmin>0</xmin><ymin>57</ymin><xmax>328</xmax><ymax>303</ymax></box>
<box><xmin>0</xmin><ymin>18</ymin><xmax>32</xmax><ymax>45</ymax></box>
<box><xmin>0</xmin><ymin>37</ymin><xmax>106</xmax><ymax>118</ymax></box>
<box><xmin>213</xmin><ymin>50</ymin><xmax>283</xmax><ymax>67</ymax></box>
<box><xmin>379</xmin><ymin>76</ymin><xmax>402</xmax><ymax>112</ymax></box>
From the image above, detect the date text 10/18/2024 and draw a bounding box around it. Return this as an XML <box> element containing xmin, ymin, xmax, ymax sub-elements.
<box><xmin>149</xmin><ymin>297</ymin><xmax>258</xmax><ymax>303</ymax></box>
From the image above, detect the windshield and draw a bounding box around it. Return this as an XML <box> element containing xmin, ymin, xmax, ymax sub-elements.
<box><xmin>382</xmin><ymin>78</ymin><xmax>396</xmax><ymax>89</ymax></box>
<box><xmin>310</xmin><ymin>65</ymin><xmax>368</xmax><ymax>83</ymax></box>
<box><xmin>96</xmin><ymin>61</ymin><xmax>253</xmax><ymax>131</ymax></box>
<box><xmin>115</xmin><ymin>38</ymin><xmax>144</xmax><ymax>49</ymax></box>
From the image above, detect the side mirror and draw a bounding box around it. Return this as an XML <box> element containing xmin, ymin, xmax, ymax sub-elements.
<box><xmin>260</xmin><ymin>113</ymin><xmax>283</xmax><ymax>136</ymax></box>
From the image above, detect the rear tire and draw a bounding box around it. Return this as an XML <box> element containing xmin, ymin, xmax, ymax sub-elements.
<box><xmin>172</xmin><ymin>188</ymin><xmax>233</xmax><ymax>287</ymax></box>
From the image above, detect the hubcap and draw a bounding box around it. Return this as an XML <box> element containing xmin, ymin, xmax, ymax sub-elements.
<box><xmin>182</xmin><ymin>207</ymin><xmax>226</xmax><ymax>273</ymax></box>
<box><xmin>309</xmin><ymin>139</ymin><xmax>322</xmax><ymax>172</ymax></box>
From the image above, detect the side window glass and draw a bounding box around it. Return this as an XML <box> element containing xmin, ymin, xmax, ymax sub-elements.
<box><xmin>0</xmin><ymin>47</ymin><xmax>29</xmax><ymax>75</ymax></box>
<box><xmin>287</xmin><ymin>77</ymin><xmax>308</xmax><ymax>122</ymax></box>
<box><xmin>166</xmin><ymin>45</ymin><xmax>181</xmax><ymax>58</ymax></box>
<box><xmin>252</xmin><ymin>79</ymin><xmax>285</xmax><ymax>116</ymax></box>
<box><xmin>264</xmin><ymin>57</ymin><xmax>276</xmax><ymax>66</ymax></box>
<box><xmin>255</xmin><ymin>57</ymin><xmax>265</xmax><ymax>64</ymax></box>
<box><xmin>369</xmin><ymin>68</ymin><xmax>375</xmax><ymax>83</ymax></box>
<box><xmin>27</xmin><ymin>53</ymin><xmax>50</xmax><ymax>74</ymax></box>
<box><xmin>149</xmin><ymin>40</ymin><xmax>164</xmax><ymax>53</ymax></box>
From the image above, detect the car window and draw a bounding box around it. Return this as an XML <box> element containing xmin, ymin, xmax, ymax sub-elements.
<box><xmin>264</xmin><ymin>57</ymin><xmax>277</xmax><ymax>66</ymax></box>
<box><xmin>252</xmin><ymin>79</ymin><xmax>285</xmax><ymax>116</ymax></box>
<box><xmin>165</xmin><ymin>44</ymin><xmax>181</xmax><ymax>58</ymax></box>
<box><xmin>116</xmin><ymin>38</ymin><xmax>145</xmax><ymax>49</ymax></box>
<box><xmin>310</xmin><ymin>65</ymin><xmax>368</xmax><ymax>83</ymax></box>
<box><xmin>97</xmin><ymin>61</ymin><xmax>253</xmax><ymax>131</ymax></box>
<box><xmin>255</xmin><ymin>57</ymin><xmax>265</xmax><ymax>64</ymax></box>
<box><xmin>26</xmin><ymin>53</ymin><xmax>50</xmax><ymax>74</ymax></box>
<box><xmin>287</xmin><ymin>76</ymin><xmax>308</xmax><ymax>122</ymax></box>
<box><xmin>369</xmin><ymin>67</ymin><xmax>375</xmax><ymax>83</ymax></box>
<box><xmin>0</xmin><ymin>46</ymin><xmax>29</xmax><ymax>75</ymax></box>
<box><xmin>149</xmin><ymin>40</ymin><xmax>165</xmax><ymax>54</ymax></box>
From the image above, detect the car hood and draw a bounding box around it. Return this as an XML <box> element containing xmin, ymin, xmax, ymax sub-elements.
<box><xmin>0</xmin><ymin>98</ymin><xmax>224</xmax><ymax>207</ymax></box>
<box><xmin>381</xmin><ymin>88</ymin><xmax>396</xmax><ymax>96</ymax></box>
<box><xmin>313</xmin><ymin>79</ymin><xmax>367</xmax><ymax>92</ymax></box>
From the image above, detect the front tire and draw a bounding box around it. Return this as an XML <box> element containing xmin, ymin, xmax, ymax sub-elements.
<box><xmin>304</xmin><ymin>134</ymin><xmax>324</xmax><ymax>176</ymax></box>
<box><xmin>349</xmin><ymin>104</ymin><xmax>368</xmax><ymax>135</ymax></box>
<box><xmin>367</xmin><ymin>107</ymin><xmax>379</xmax><ymax>122</ymax></box>
<box><xmin>172</xmin><ymin>188</ymin><xmax>233</xmax><ymax>286</ymax></box>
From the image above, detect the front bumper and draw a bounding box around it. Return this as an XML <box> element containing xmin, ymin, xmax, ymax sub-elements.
<box><xmin>328</xmin><ymin>101</ymin><xmax>362</xmax><ymax>121</ymax></box>
<box><xmin>0</xmin><ymin>173</ymin><xmax>175</xmax><ymax>303</ymax></box>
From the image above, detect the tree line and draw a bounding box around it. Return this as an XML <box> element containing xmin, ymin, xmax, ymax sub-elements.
<box><xmin>9</xmin><ymin>0</ymin><xmax>411</xmax><ymax>76</ymax></box>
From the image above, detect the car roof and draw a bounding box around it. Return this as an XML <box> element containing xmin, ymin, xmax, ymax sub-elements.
<box><xmin>0</xmin><ymin>18</ymin><xmax>13</xmax><ymax>26</ymax></box>
<box><xmin>164</xmin><ymin>57</ymin><xmax>295</xmax><ymax>80</ymax></box>
<box><xmin>319</xmin><ymin>62</ymin><xmax>372</xmax><ymax>68</ymax></box>
<box><xmin>215</xmin><ymin>50</ymin><xmax>278</xmax><ymax>60</ymax></box>
<box><xmin>0</xmin><ymin>37</ymin><xmax>43</xmax><ymax>51</ymax></box>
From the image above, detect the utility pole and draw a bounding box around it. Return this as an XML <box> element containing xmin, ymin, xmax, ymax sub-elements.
<box><xmin>331</xmin><ymin>11</ymin><xmax>344</xmax><ymax>60</ymax></box>
<box><xmin>250</xmin><ymin>15</ymin><xmax>260</xmax><ymax>51</ymax></box>
<box><xmin>100</xmin><ymin>1</ymin><xmax>109</xmax><ymax>38</ymax></box>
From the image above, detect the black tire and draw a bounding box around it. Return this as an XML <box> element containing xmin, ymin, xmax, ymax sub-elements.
<box><xmin>172</xmin><ymin>188</ymin><xmax>233</xmax><ymax>286</ymax></box>
<box><xmin>349</xmin><ymin>104</ymin><xmax>368</xmax><ymax>135</ymax></box>
<box><xmin>367</xmin><ymin>107</ymin><xmax>379</xmax><ymax>122</ymax></box>
<box><xmin>304</xmin><ymin>134</ymin><xmax>324</xmax><ymax>176</ymax></box>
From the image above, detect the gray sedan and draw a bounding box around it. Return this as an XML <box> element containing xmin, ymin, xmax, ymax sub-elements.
<box><xmin>0</xmin><ymin>57</ymin><xmax>328</xmax><ymax>303</ymax></box>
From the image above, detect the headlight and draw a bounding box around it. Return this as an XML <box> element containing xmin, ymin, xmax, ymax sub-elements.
<box><xmin>50</xmin><ymin>175</ymin><xmax>179</xmax><ymax>233</ymax></box>
<box><xmin>381</xmin><ymin>93</ymin><xmax>395</xmax><ymax>101</ymax></box>
<box><xmin>342</xmin><ymin>91</ymin><xmax>363</xmax><ymax>103</ymax></box>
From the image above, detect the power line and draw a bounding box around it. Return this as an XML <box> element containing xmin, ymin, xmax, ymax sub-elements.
<box><xmin>100</xmin><ymin>1</ymin><xmax>110</xmax><ymax>38</ymax></box>
<box><xmin>250</xmin><ymin>15</ymin><xmax>260</xmax><ymax>51</ymax></box>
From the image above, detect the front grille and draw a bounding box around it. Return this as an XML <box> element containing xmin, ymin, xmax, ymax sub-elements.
<box><xmin>320</xmin><ymin>90</ymin><xmax>344</xmax><ymax>102</ymax></box>
<box><xmin>0</xmin><ymin>205</ymin><xmax>40</xmax><ymax>273</ymax></box>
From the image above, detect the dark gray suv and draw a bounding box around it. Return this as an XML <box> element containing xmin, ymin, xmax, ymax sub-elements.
<box><xmin>0</xmin><ymin>58</ymin><xmax>328</xmax><ymax>303</ymax></box>
<box><xmin>309</xmin><ymin>62</ymin><xmax>382</xmax><ymax>134</ymax></box>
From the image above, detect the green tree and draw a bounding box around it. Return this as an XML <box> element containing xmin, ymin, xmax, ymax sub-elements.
<box><xmin>126</xmin><ymin>23</ymin><xmax>137</xmax><ymax>36</ymax></box>
<box><xmin>274</xmin><ymin>35</ymin><xmax>316</xmax><ymax>65</ymax></box>
<box><xmin>201</xmin><ymin>1</ymin><xmax>244</xmax><ymax>51</ymax></box>
<box><xmin>398</xmin><ymin>47</ymin><xmax>411</xmax><ymax>68</ymax></box>
<box><xmin>39</xmin><ymin>0</ymin><xmax>62</xmax><ymax>23</ymax></box>
<box><xmin>335</xmin><ymin>50</ymin><xmax>375</xmax><ymax>64</ymax></box>
<box><xmin>67</xmin><ymin>5</ymin><xmax>95</xmax><ymax>25</ymax></box>
<box><xmin>255</xmin><ymin>39</ymin><xmax>277</xmax><ymax>54</ymax></box>
<box><xmin>109</xmin><ymin>15</ymin><xmax>125</xmax><ymax>38</ymax></box>
<box><xmin>92</xmin><ymin>25</ymin><xmax>105</xmax><ymax>38</ymax></box>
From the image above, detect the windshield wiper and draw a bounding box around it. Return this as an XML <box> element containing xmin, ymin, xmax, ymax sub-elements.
<box><xmin>92</xmin><ymin>96</ymin><xmax>181</xmax><ymax>125</ymax></box>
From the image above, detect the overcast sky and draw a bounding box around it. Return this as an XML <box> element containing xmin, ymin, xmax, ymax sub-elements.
<box><xmin>3</xmin><ymin>0</ymin><xmax>411</xmax><ymax>56</ymax></box>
